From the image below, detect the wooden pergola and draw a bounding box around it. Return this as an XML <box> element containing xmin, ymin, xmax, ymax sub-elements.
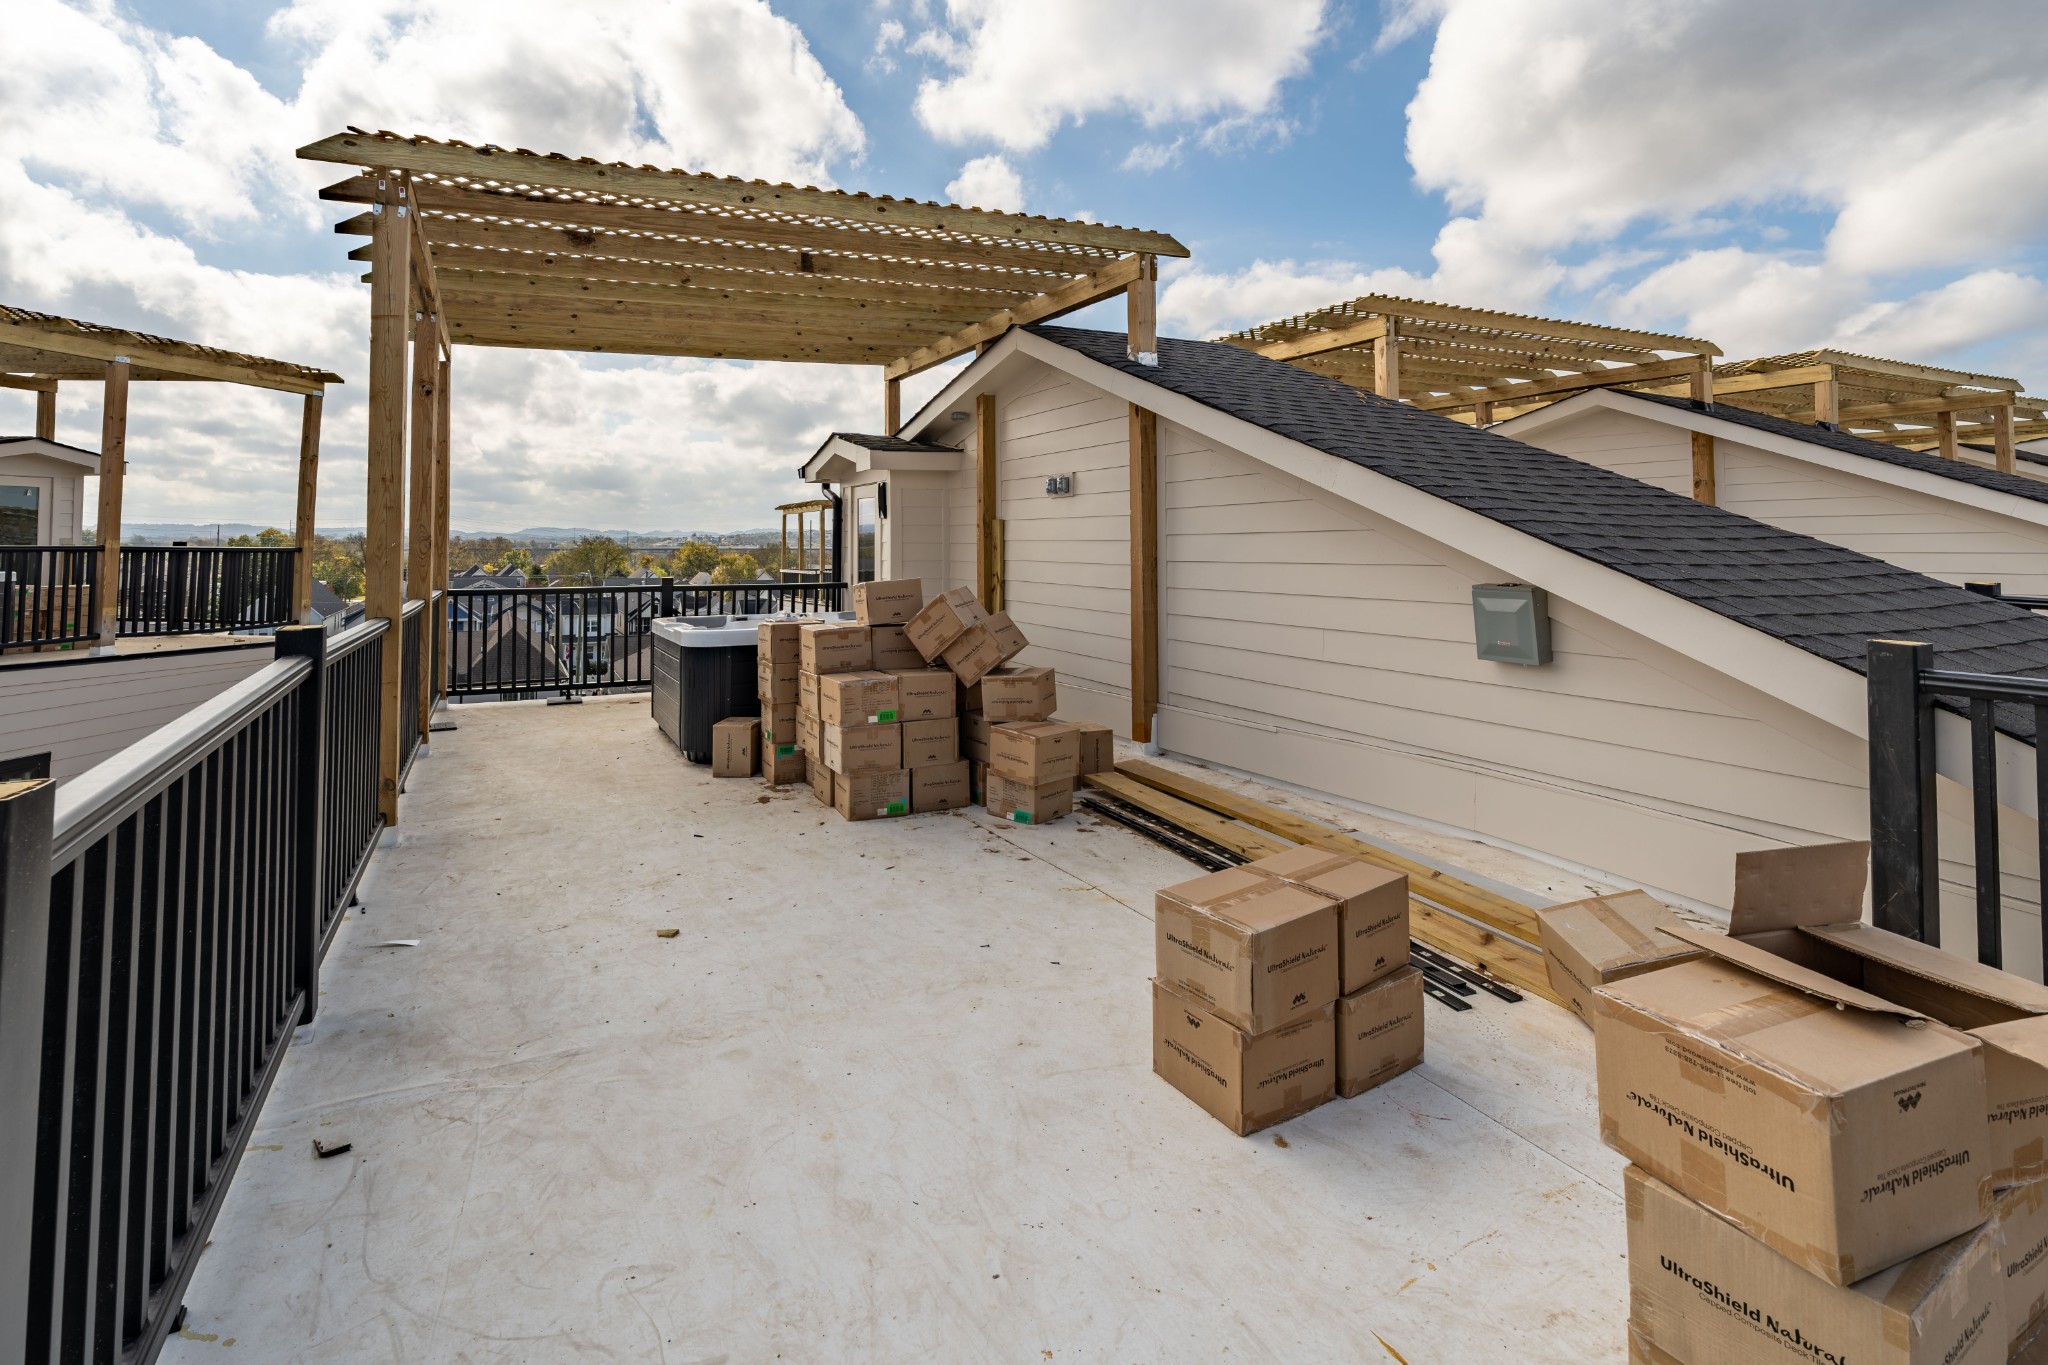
<box><xmin>776</xmin><ymin>498</ymin><xmax>832</xmax><ymax>581</ymax></box>
<box><xmin>0</xmin><ymin>304</ymin><xmax>342</xmax><ymax>643</ymax></box>
<box><xmin>299</xmin><ymin>127</ymin><xmax>1185</xmax><ymax>820</ymax></box>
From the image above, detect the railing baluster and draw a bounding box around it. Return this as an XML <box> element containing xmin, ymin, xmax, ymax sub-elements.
<box><xmin>1970</xmin><ymin>697</ymin><xmax>2004</xmax><ymax>967</ymax></box>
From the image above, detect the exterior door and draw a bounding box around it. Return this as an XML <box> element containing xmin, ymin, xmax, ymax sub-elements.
<box><xmin>855</xmin><ymin>488</ymin><xmax>880</xmax><ymax>583</ymax></box>
<box><xmin>0</xmin><ymin>478</ymin><xmax>51</xmax><ymax>545</ymax></box>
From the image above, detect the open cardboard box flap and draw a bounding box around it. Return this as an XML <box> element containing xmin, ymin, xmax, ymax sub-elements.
<box><xmin>1665</xmin><ymin>924</ymin><xmax>1930</xmax><ymax>1021</ymax></box>
<box><xmin>1727</xmin><ymin>840</ymin><xmax>1871</xmax><ymax>935</ymax></box>
<box><xmin>1803</xmin><ymin>922</ymin><xmax>2048</xmax><ymax>1016</ymax></box>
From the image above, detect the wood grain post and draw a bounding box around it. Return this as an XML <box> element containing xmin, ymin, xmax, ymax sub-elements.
<box><xmin>94</xmin><ymin>358</ymin><xmax>130</xmax><ymax>648</ymax></box>
<box><xmin>1994</xmin><ymin>403</ymin><xmax>2017</xmax><ymax>474</ymax></box>
<box><xmin>1690</xmin><ymin>432</ymin><xmax>1717</xmax><ymax>505</ymax></box>
<box><xmin>294</xmin><ymin>391</ymin><xmax>323</xmax><ymax>623</ymax></box>
<box><xmin>1373</xmin><ymin>322</ymin><xmax>1402</xmax><ymax>399</ymax></box>
<box><xmin>1936</xmin><ymin>409</ymin><xmax>1958</xmax><ymax>461</ymax></box>
<box><xmin>1690</xmin><ymin>356</ymin><xmax>1714</xmax><ymax>405</ymax></box>
<box><xmin>1126</xmin><ymin>255</ymin><xmax>1158</xmax><ymax>364</ymax></box>
<box><xmin>1129</xmin><ymin>404</ymin><xmax>1160</xmax><ymax>744</ymax></box>
<box><xmin>33</xmin><ymin>386</ymin><xmax>55</xmax><ymax>442</ymax></box>
<box><xmin>432</xmin><ymin>354</ymin><xmax>451</xmax><ymax>703</ymax></box>
<box><xmin>407</xmin><ymin>314</ymin><xmax>437</xmax><ymax>748</ymax></box>
<box><xmin>1813</xmin><ymin>376</ymin><xmax>1840</xmax><ymax>426</ymax></box>
<box><xmin>367</xmin><ymin>177</ymin><xmax>412</xmax><ymax>825</ymax></box>
<box><xmin>883</xmin><ymin>374</ymin><xmax>901</xmax><ymax>436</ymax></box>
<box><xmin>975</xmin><ymin>392</ymin><xmax>1000</xmax><ymax>608</ymax></box>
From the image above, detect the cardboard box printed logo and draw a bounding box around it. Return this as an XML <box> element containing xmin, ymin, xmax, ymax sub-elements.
<box><xmin>1151</xmin><ymin>978</ymin><xmax>1336</xmax><ymax>1137</ymax></box>
<box><xmin>1154</xmin><ymin>866</ymin><xmax>1339</xmax><ymax>1035</ymax></box>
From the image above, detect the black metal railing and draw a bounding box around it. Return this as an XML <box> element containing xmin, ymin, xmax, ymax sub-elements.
<box><xmin>117</xmin><ymin>547</ymin><xmax>297</xmax><ymax>637</ymax></box>
<box><xmin>444</xmin><ymin>581</ymin><xmax>846</xmax><ymax>699</ymax></box>
<box><xmin>1867</xmin><ymin>637</ymin><xmax>2048</xmax><ymax>976</ymax></box>
<box><xmin>0</xmin><ymin>546</ymin><xmax>98</xmax><ymax>649</ymax></box>
<box><xmin>0</xmin><ymin>620</ymin><xmax>390</xmax><ymax>1364</ymax></box>
<box><xmin>398</xmin><ymin>601</ymin><xmax>423</xmax><ymax>781</ymax></box>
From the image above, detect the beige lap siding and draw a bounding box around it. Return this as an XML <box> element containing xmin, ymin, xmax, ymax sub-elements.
<box><xmin>1510</xmin><ymin>405</ymin><xmax>1693</xmax><ymax>497</ymax></box>
<box><xmin>0</xmin><ymin>645</ymin><xmax>273</xmax><ymax>781</ymax></box>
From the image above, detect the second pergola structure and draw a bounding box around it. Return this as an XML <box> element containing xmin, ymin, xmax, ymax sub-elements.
<box><xmin>300</xmin><ymin>128</ymin><xmax>1186</xmax><ymax>821</ymax></box>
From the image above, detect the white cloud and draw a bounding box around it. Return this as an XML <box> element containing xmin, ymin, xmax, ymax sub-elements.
<box><xmin>910</xmin><ymin>0</ymin><xmax>1327</xmax><ymax>153</ymax></box>
<box><xmin>1159</xmin><ymin>257</ymin><xmax>1425</xmax><ymax>339</ymax></box>
<box><xmin>944</xmin><ymin>153</ymin><xmax>1026</xmax><ymax>212</ymax></box>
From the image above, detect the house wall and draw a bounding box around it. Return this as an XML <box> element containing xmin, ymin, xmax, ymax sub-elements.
<box><xmin>0</xmin><ymin>643</ymin><xmax>273</xmax><ymax>782</ymax></box>
<box><xmin>0</xmin><ymin>452</ymin><xmax>89</xmax><ymax>542</ymax></box>
<box><xmin>1521</xmin><ymin>406</ymin><xmax>2048</xmax><ymax>594</ymax></box>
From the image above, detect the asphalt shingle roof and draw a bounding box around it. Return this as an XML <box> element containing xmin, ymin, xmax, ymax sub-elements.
<box><xmin>828</xmin><ymin>432</ymin><xmax>959</xmax><ymax>453</ymax></box>
<box><xmin>1028</xmin><ymin>325</ymin><xmax>2048</xmax><ymax>739</ymax></box>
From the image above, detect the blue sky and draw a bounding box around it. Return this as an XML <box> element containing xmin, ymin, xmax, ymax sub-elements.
<box><xmin>3</xmin><ymin>0</ymin><xmax>2044</xmax><ymax>532</ymax></box>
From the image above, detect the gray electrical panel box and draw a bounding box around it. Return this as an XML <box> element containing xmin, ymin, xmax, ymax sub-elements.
<box><xmin>1471</xmin><ymin>583</ymin><xmax>1552</xmax><ymax>665</ymax></box>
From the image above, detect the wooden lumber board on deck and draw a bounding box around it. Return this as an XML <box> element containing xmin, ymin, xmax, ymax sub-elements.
<box><xmin>1080</xmin><ymin>773</ymin><xmax>1292</xmax><ymax>860</ymax></box>
<box><xmin>1114</xmin><ymin>759</ymin><xmax>1544</xmax><ymax>946</ymax></box>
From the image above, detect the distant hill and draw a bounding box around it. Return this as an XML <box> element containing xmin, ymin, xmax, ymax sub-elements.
<box><xmin>115</xmin><ymin>523</ymin><xmax>782</xmax><ymax>541</ymax></box>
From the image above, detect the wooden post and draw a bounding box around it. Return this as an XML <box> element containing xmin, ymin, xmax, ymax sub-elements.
<box><xmin>1373</xmin><ymin>323</ymin><xmax>1402</xmax><ymax>400</ymax></box>
<box><xmin>1129</xmin><ymin>405</ymin><xmax>1160</xmax><ymax>743</ymax></box>
<box><xmin>1994</xmin><ymin>402</ymin><xmax>2017</xmax><ymax>474</ymax></box>
<box><xmin>293</xmin><ymin>392</ymin><xmax>323</xmax><ymax>623</ymax></box>
<box><xmin>883</xmin><ymin>375</ymin><xmax>902</xmax><ymax>436</ymax></box>
<box><xmin>407</xmin><ymin>314</ymin><xmax>437</xmax><ymax>747</ymax></box>
<box><xmin>1471</xmin><ymin>399</ymin><xmax>1493</xmax><ymax>426</ymax></box>
<box><xmin>1936</xmin><ymin>409</ymin><xmax>1958</xmax><ymax>461</ymax></box>
<box><xmin>1813</xmin><ymin>375</ymin><xmax>1840</xmax><ymax>426</ymax></box>
<box><xmin>1690</xmin><ymin>432</ymin><xmax>1717</xmax><ymax>505</ymax></box>
<box><xmin>33</xmin><ymin>386</ymin><xmax>55</xmax><ymax>442</ymax></box>
<box><xmin>1126</xmin><ymin>255</ymin><xmax>1158</xmax><ymax>364</ymax></box>
<box><xmin>94</xmin><ymin>358</ymin><xmax>130</xmax><ymax>648</ymax></box>
<box><xmin>975</xmin><ymin>392</ymin><xmax>1000</xmax><ymax>607</ymax></box>
<box><xmin>1689</xmin><ymin>356</ymin><xmax>1714</xmax><ymax>405</ymax></box>
<box><xmin>367</xmin><ymin>177</ymin><xmax>412</xmax><ymax>824</ymax></box>
<box><xmin>432</xmin><ymin>353</ymin><xmax>452</xmax><ymax>703</ymax></box>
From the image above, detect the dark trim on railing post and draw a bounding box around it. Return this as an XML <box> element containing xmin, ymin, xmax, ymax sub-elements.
<box><xmin>660</xmin><ymin>576</ymin><xmax>675</xmax><ymax>620</ymax></box>
<box><xmin>0</xmin><ymin>777</ymin><xmax>55</xmax><ymax>1360</ymax></box>
<box><xmin>276</xmin><ymin>625</ymin><xmax>328</xmax><ymax>1024</ymax></box>
<box><xmin>1964</xmin><ymin>581</ymin><xmax>2003</xmax><ymax>598</ymax></box>
<box><xmin>1868</xmin><ymin>638</ymin><xmax>1940</xmax><ymax>943</ymax></box>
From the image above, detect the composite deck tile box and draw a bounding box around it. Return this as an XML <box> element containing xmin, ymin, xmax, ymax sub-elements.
<box><xmin>818</xmin><ymin>672</ymin><xmax>901</xmax><ymax>728</ymax></box>
<box><xmin>1537</xmin><ymin>889</ymin><xmax>1704</xmax><ymax>1028</ymax></box>
<box><xmin>983</xmin><ymin>772</ymin><xmax>1071</xmax><ymax>825</ymax></box>
<box><xmin>799</xmin><ymin>623</ymin><xmax>872</xmax><ymax>674</ymax></box>
<box><xmin>757</xmin><ymin>653</ymin><xmax>799</xmax><ymax>702</ymax></box>
<box><xmin>988</xmin><ymin>720</ymin><xmax>1080</xmax><ymax>786</ymax></box>
<box><xmin>711</xmin><ymin>717</ymin><xmax>758</xmax><ymax>777</ymax></box>
<box><xmin>1071</xmin><ymin>720</ymin><xmax>1114</xmax><ymax>776</ymax></box>
<box><xmin>911</xmin><ymin>760</ymin><xmax>971</xmax><ymax>813</ymax></box>
<box><xmin>940</xmin><ymin>611</ymin><xmax>1027</xmax><ymax>686</ymax></box>
<box><xmin>799</xmin><ymin>669</ymin><xmax>821</xmax><ymax>717</ymax></box>
<box><xmin>756</xmin><ymin>619</ymin><xmax>812</xmax><ymax>665</ymax></box>
<box><xmin>905</xmin><ymin>586</ymin><xmax>987</xmax><ymax>660</ymax></box>
<box><xmin>888</xmin><ymin>669</ymin><xmax>956</xmax><ymax>720</ymax></box>
<box><xmin>761</xmin><ymin>702</ymin><xmax>798</xmax><ymax>747</ymax></box>
<box><xmin>1152</xmin><ymin>978</ymin><xmax>1335</xmax><ymax>1137</ymax></box>
<box><xmin>1337</xmin><ymin>965</ymin><xmax>1424</xmax><ymax>1098</ymax></box>
<box><xmin>1471</xmin><ymin>582</ymin><xmax>1552</xmax><ymax>666</ymax></box>
<box><xmin>1719</xmin><ymin>840</ymin><xmax>2048</xmax><ymax>1187</ymax></box>
<box><xmin>1624</xmin><ymin>1165</ymin><xmax>2004</xmax><ymax>1365</ymax></box>
<box><xmin>762</xmin><ymin>746</ymin><xmax>805</xmax><ymax>787</ymax></box>
<box><xmin>1155</xmin><ymin>865</ymin><xmax>1340</xmax><ymax>1035</ymax></box>
<box><xmin>853</xmin><ymin>578</ymin><xmax>923</xmax><ymax>626</ymax></box>
<box><xmin>870</xmin><ymin>624</ymin><xmax>925</xmax><ymax>671</ymax></box>
<box><xmin>1248</xmin><ymin>848</ymin><xmax>1409</xmax><ymax>995</ymax></box>
<box><xmin>799</xmin><ymin>713</ymin><xmax>822</xmax><ymax>759</ymax></box>
<box><xmin>807</xmin><ymin>759</ymin><xmax>834</xmax><ymax>808</ymax></box>
<box><xmin>901</xmin><ymin>717</ymin><xmax>958</xmax><ymax>769</ymax></box>
<box><xmin>834</xmin><ymin>769</ymin><xmax>909</xmax><ymax>821</ymax></box>
<box><xmin>966</xmin><ymin>665</ymin><xmax>1057</xmax><ymax>722</ymax></box>
<box><xmin>1595</xmin><ymin>930</ymin><xmax>1991</xmax><ymax>1286</ymax></box>
<box><xmin>961</xmin><ymin>710</ymin><xmax>993</xmax><ymax>764</ymax></box>
<box><xmin>822</xmin><ymin>723</ymin><xmax>902</xmax><ymax>777</ymax></box>
<box><xmin>1998</xmin><ymin>1179</ymin><xmax>2048</xmax><ymax>1353</ymax></box>
<box><xmin>969</xmin><ymin>759</ymin><xmax>986</xmax><ymax>805</ymax></box>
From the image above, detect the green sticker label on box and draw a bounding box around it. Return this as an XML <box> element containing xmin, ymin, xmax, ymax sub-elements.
<box><xmin>877</xmin><ymin>708</ymin><xmax>898</xmax><ymax>722</ymax></box>
<box><xmin>1010</xmin><ymin>811</ymin><xmax>1032</xmax><ymax>825</ymax></box>
<box><xmin>775</xmin><ymin>744</ymin><xmax>796</xmax><ymax>757</ymax></box>
<box><xmin>885</xmin><ymin>800</ymin><xmax>907</xmax><ymax>815</ymax></box>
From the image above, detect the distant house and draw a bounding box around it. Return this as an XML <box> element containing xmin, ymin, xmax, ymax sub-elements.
<box><xmin>0</xmin><ymin>435</ymin><xmax>98</xmax><ymax>545</ymax></box>
<box><xmin>309</xmin><ymin>580</ymin><xmax>366</xmax><ymax>633</ymax></box>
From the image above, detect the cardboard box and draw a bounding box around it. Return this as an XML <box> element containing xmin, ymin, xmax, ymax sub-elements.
<box><xmin>901</xmin><ymin>717</ymin><xmax>958</xmax><ymax>769</ymax></box>
<box><xmin>2020</xmin><ymin>1316</ymin><xmax>2048</xmax><ymax>1365</ymax></box>
<box><xmin>969</xmin><ymin>759</ymin><xmax>986</xmax><ymax>805</ymax></box>
<box><xmin>1072</xmin><ymin>720</ymin><xmax>1114</xmax><ymax>776</ymax></box>
<box><xmin>806</xmin><ymin>758</ymin><xmax>834</xmax><ymax>808</ymax></box>
<box><xmin>799</xmin><ymin>669</ymin><xmax>821</xmax><ymax>717</ymax></box>
<box><xmin>988</xmin><ymin>720</ymin><xmax>1079</xmax><ymax>785</ymax></box>
<box><xmin>1595</xmin><ymin>931</ymin><xmax>1992</xmax><ymax>1285</ymax></box>
<box><xmin>905</xmin><ymin>586</ymin><xmax>988</xmax><ymax>660</ymax></box>
<box><xmin>799</xmin><ymin>712</ymin><xmax>822</xmax><ymax>759</ymax></box>
<box><xmin>799</xmin><ymin>622</ymin><xmax>872</xmax><ymax>674</ymax></box>
<box><xmin>834</xmin><ymin>769</ymin><xmax>909</xmax><ymax>821</ymax></box>
<box><xmin>1719</xmin><ymin>841</ymin><xmax>2048</xmax><ymax>1186</ymax></box>
<box><xmin>853</xmin><ymin>578</ymin><xmax>922</xmax><ymax>626</ymax></box>
<box><xmin>1249</xmin><ymin>848</ymin><xmax>1409</xmax><ymax>995</ymax></box>
<box><xmin>889</xmin><ymin>669</ymin><xmax>956</xmax><ymax>721</ymax></box>
<box><xmin>711</xmin><ymin>717</ymin><xmax>758</xmax><ymax>777</ymax></box>
<box><xmin>967</xmin><ymin>665</ymin><xmax>1057</xmax><ymax>722</ymax></box>
<box><xmin>760</xmin><ymin>702</ymin><xmax>799</xmax><ymax>747</ymax></box>
<box><xmin>962</xmin><ymin>709</ymin><xmax>993</xmax><ymax>763</ymax></box>
<box><xmin>1337</xmin><ymin>965</ymin><xmax>1424</xmax><ymax>1098</ymax></box>
<box><xmin>1537</xmin><ymin>889</ymin><xmax>1704</xmax><ymax>1028</ymax></box>
<box><xmin>756</xmin><ymin>619</ymin><xmax>811</xmax><ymax>665</ymax></box>
<box><xmin>762</xmin><ymin>745</ymin><xmax>805</xmax><ymax>787</ymax></box>
<box><xmin>757</xmin><ymin>654</ymin><xmax>799</xmax><ymax>704</ymax></box>
<box><xmin>1156</xmin><ymin>865</ymin><xmax>1339</xmax><ymax>1035</ymax></box>
<box><xmin>911</xmin><ymin>760</ymin><xmax>971</xmax><ymax>814</ymax></box>
<box><xmin>983</xmin><ymin>773</ymin><xmax>1071</xmax><ymax>825</ymax></box>
<box><xmin>870</xmin><ymin>624</ymin><xmax>925</xmax><ymax>671</ymax></box>
<box><xmin>2000</xmin><ymin>1179</ymin><xmax>2048</xmax><ymax>1353</ymax></box>
<box><xmin>1624</xmin><ymin>1164</ymin><xmax>2004</xmax><ymax>1365</ymax></box>
<box><xmin>1152</xmin><ymin>979</ymin><xmax>1335</xmax><ymax>1137</ymax></box>
<box><xmin>939</xmin><ymin>610</ymin><xmax>1027</xmax><ymax>686</ymax></box>
<box><xmin>822</xmin><ymin>723</ymin><xmax>901</xmax><ymax>776</ymax></box>
<box><xmin>818</xmin><ymin>671</ymin><xmax>901</xmax><ymax>728</ymax></box>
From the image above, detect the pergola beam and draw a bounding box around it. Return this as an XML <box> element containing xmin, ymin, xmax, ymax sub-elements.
<box><xmin>1243</xmin><ymin>316</ymin><xmax>1388</xmax><ymax>362</ymax></box>
<box><xmin>0</xmin><ymin>319</ymin><xmax>328</xmax><ymax>394</ymax></box>
<box><xmin>1409</xmin><ymin>355</ymin><xmax>1710</xmax><ymax>412</ymax></box>
<box><xmin>884</xmin><ymin>253</ymin><xmax>1147</xmax><ymax>380</ymax></box>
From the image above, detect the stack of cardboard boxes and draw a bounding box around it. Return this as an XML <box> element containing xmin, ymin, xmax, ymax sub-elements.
<box><xmin>1544</xmin><ymin>842</ymin><xmax>2048</xmax><ymax>1364</ymax></box>
<box><xmin>1151</xmin><ymin>848</ymin><xmax>1419</xmax><ymax>1135</ymax></box>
